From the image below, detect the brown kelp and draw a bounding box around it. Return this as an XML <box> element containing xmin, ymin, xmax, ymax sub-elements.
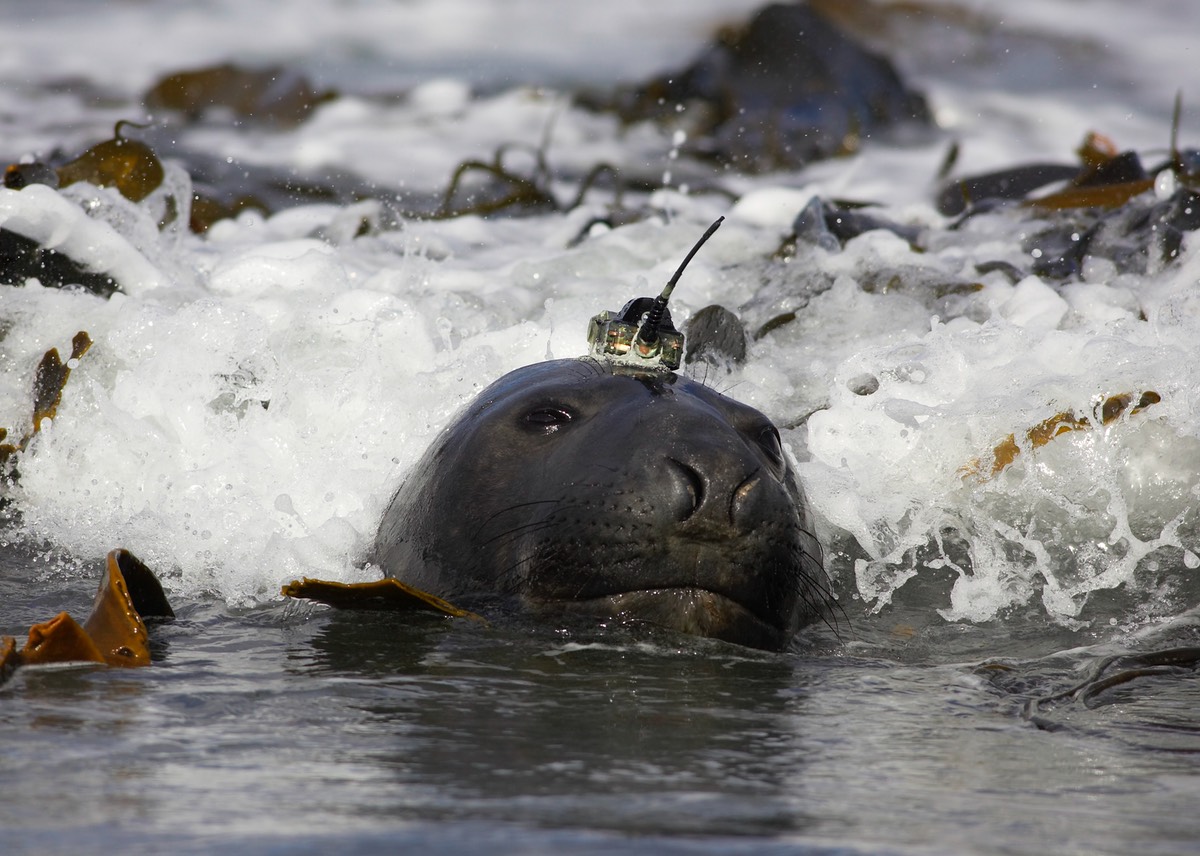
<box><xmin>0</xmin><ymin>550</ymin><xmax>174</xmax><ymax>687</ymax></box>
<box><xmin>1</xmin><ymin>331</ymin><xmax>93</xmax><ymax>471</ymax></box>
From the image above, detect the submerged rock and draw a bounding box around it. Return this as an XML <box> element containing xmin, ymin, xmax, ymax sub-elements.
<box><xmin>607</xmin><ymin>2</ymin><xmax>931</xmax><ymax>171</ymax></box>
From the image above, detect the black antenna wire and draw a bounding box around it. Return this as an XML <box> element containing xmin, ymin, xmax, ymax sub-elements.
<box><xmin>637</xmin><ymin>216</ymin><xmax>724</xmax><ymax>346</ymax></box>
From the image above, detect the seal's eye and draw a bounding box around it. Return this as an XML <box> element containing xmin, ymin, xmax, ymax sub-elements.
<box><xmin>756</xmin><ymin>424</ymin><xmax>784</xmax><ymax>465</ymax></box>
<box><xmin>523</xmin><ymin>407</ymin><xmax>573</xmax><ymax>434</ymax></box>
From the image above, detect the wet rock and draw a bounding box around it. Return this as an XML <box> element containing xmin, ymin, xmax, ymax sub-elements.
<box><xmin>608</xmin><ymin>2</ymin><xmax>931</xmax><ymax>171</ymax></box>
<box><xmin>791</xmin><ymin>196</ymin><xmax>841</xmax><ymax>252</ymax></box>
<box><xmin>3</xmin><ymin>162</ymin><xmax>59</xmax><ymax>190</ymax></box>
<box><xmin>847</xmin><ymin>373</ymin><xmax>880</xmax><ymax>396</ymax></box>
<box><xmin>0</xmin><ymin>228</ymin><xmax>118</xmax><ymax>297</ymax></box>
<box><xmin>144</xmin><ymin>63</ymin><xmax>337</xmax><ymax>127</ymax></box>
<box><xmin>684</xmin><ymin>304</ymin><xmax>748</xmax><ymax>366</ymax></box>
<box><xmin>0</xmin><ymin>183</ymin><xmax>167</xmax><ymax>296</ymax></box>
<box><xmin>791</xmin><ymin>196</ymin><xmax>921</xmax><ymax>251</ymax></box>
<box><xmin>1027</xmin><ymin>186</ymin><xmax>1200</xmax><ymax>279</ymax></box>
<box><xmin>942</xmin><ymin>129</ymin><xmax>1200</xmax><ymax>280</ymax></box>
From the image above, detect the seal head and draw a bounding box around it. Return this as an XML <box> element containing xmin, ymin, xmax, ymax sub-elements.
<box><xmin>371</xmin><ymin>358</ymin><xmax>825</xmax><ymax>650</ymax></box>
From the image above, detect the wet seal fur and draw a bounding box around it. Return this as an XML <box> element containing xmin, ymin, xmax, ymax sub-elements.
<box><xmin>371</xmin><ymin>358</ymin><xmax>825</xmax><ymax>650</ymax></box>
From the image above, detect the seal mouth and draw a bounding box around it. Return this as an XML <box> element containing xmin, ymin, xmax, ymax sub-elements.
<box><xmin>546</xmin><ymin>587</ymin><xmax>789</xmax><ymax>651</ymax></box>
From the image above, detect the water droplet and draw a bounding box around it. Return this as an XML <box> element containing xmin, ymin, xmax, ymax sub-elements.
<box><xmin>1154</xmin><ymin>168</ymin><xmax>1177</xmax><ymax>200</ymax></box>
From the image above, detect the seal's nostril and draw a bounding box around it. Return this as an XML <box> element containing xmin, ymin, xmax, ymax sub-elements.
<box><xmin>666</xmin><ymin>457</ymin><xmax>704</xmax><ymax>521</ymax></box>
<box><xmin>730</xmin><ymin>471</ymin><xmax>763</xmax><ymax>533</ymax></box>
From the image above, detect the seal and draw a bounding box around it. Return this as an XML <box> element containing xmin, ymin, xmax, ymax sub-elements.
<box><xmin>370</xmin><ymin>357</ymin><xmax>825</xmax><ymax>650</ymax></box>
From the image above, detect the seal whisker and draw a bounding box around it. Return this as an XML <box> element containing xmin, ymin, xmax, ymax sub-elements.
<box><xmin>795</xmin><ymin>556</ymin><xmax>847</xmax><ymax>638</ymax></box>
<box><xmin>479</xmin><ymin>519</ymin><xmax>564</xmax><ymax>549</ymax></box>
<box><xmin>473</xmin><ymin>499</ymin><xmax>564</xmax><ymax>538</ymax></box>
<box><xmin>497</xmin><ymin>543</ymin><xmax>569</xmax><ymax>588</ymax></box>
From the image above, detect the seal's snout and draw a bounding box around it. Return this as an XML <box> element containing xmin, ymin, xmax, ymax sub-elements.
<box><xmin>662</xmin><ymin>412</ymin><xmax>782</xmax><ymax>533</ymax></box>
<box><xmin>667</xmin><ymin>453</ymin><xmax>768</xmax><ymax>533</ymax></box>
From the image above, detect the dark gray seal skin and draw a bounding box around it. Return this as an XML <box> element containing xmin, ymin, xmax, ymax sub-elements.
<box><xmin>370</xmin><ymin>357</ymin><xmax>825</xmax><ymax>650</ymax></box>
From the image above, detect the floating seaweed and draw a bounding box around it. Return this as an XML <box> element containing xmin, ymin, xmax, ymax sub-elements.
<box><xmin>961</xmin><ymin>390</ymin><xmax>1161</xmax><ymax>481</ymax></box>
<box><xmin>0</xmin><ymin>550</ymin><xmax>174</xmax><ymax>686</ymax></box>
<box><xmin>283</xmin><ymin>577</ymin><xmax>485</xmax><ymax>622</ymax></box>
<box><xmin>188</xmin><ymin>193</ymin><xmax>272</xmax><ymax>233</ymax></box>
<box><xmin>0</xmin><ymin>331</ymin><xmax>93</xmax><ymax>472</ymax></box>
<box><xmin>435</xmin><ymin>142</ymin><xmax>560</xmax><ymax>220</ymax></box>
<box><xmin>2</xmin><ymin>121</ymin><xmax>378</xmax><ymax>240</ymax></box>
<box><xmin>1021</xmin><ymin>646</ymin><xmax>1200</xmax><ymax>731</ymax></box>
<box><xmin>431</xmin><ymin>137</ymin><xmax>675</xmax><ymax>234</ymax></box>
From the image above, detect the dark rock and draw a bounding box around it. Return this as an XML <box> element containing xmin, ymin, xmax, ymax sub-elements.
<box><xmin>792</xmin><ymin>196</ymin><xmax>920</xmax><ymax>250</ymax></box>
<box><xmin>1027</xmin><ymin>187</ymin><xmax>1200</xmax><ymax>280</ymax></box>
<box><xmin>0</xmin><ymin>229</ymin><xmax>119</xmax><ymax>297</ymax></box>
<box><xmin>610</xmin><ymin>2</ymin><xmax>931</xmax><ymax>171</ymax></box>
<box><xmin>4</xmin><ymin>162</ymin><xmax>59</xmax><ymax>190</ymax></box>
<box><xmin>685</xmin><ymin>304</ymin><xmax>748</xmax><ymax>366</ymax></box>
<box><xmin>792</xmin><ymin>196</ymin><xmax>842</xmax><ymax>252</ymax></box>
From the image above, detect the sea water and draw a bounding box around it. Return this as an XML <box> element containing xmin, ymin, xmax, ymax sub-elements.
<box><xmin>2</xmin><ymin>1</ymin><xmax>1200</xmax><ymax>854</ymax></box>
